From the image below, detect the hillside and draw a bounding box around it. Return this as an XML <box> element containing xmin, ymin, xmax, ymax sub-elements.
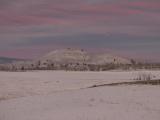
<box><xmin>90</xmin><ymin>53</ymin><xmax>131</xmax><ymax>64</ymax></box>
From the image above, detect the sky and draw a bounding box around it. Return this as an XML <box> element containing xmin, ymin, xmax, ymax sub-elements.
<box><xmin>0</xmin><ymin>0</ymin><xmax>160</xmax><ymax>62</ymax></box>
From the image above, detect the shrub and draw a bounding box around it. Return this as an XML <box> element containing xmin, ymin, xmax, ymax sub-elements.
<box><xmin>135</xmin><ymin>72</ymin><xmax>155</xmax><ymax>81</ymax></box>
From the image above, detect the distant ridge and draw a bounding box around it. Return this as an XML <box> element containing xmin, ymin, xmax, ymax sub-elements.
<box><xmin>0</xmin><ymin>57</ymin><xmax>27</xmax><ymax>64</ymax></box>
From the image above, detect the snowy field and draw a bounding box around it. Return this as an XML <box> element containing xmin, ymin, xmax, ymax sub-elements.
<box><xmin>0</xmin><ymin>70</ymin><xmax>160</xmax><ymax>120</ymax></box>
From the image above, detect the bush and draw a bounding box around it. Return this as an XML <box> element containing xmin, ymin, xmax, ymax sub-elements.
<box><xmin>135</xmin><ymin>72</ymin><xmax>155</xmax><ymax>81</ymax></box>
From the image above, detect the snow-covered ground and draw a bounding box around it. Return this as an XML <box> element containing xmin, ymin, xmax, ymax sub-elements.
<box><xmin>0</xmin><ymin>70</ymin><xmax>160</xmax><ymax>120</ymax></box>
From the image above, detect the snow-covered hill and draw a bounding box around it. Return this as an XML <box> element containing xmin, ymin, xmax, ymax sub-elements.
<box><xmin>39</xmin><ymin>48</ymin><xmax>131</xmax><ymax>65</ymax></box>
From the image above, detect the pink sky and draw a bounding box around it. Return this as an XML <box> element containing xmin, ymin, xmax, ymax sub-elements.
<box><xmin>0</xmin><ymin>0</ymin><xmax>160</xmax><ymax>61</ymax></box>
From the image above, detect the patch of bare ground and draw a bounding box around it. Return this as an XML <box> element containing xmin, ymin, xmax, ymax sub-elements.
<box><xmin>88</xmin><ymin>79</ymin><xmax>160</xmax><ymax>88</ymax></box>
<box><xmin>0</xmin><ymin>97</ymin><xmax>7</xmax><ymax>101</ymax></box>
<box><xmin>0</xmin><ymin>94</ymin><xmax>25</xmax><ymax>102</ymax></box>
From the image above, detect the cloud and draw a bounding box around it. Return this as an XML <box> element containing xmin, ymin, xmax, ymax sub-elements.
<box><xmin>0</xmin><ymin>0</ymin><xmax>160</xmax><ymax>60</ymax></box>
<box><xmin>0</xmin><ymin>0</ymin><xmax>160</xmax><ymax>26</ymax></box>
<box><xmin>8</xmin><ymin>32</ymin><xmax>160</xmax><ymax>51</ymax></box>
<box><xmin>0</xmin><ymin>32</ymin><xmax>159</xmax><ymax>60</ymax></box>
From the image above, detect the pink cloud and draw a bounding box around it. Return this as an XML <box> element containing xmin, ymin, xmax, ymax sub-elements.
<box><xmin>0</xmin><ymin>0</ymin><xmax>159</xmax><ymax>38</ymax></box>
<box><xmin>0</xmin><ymin>44</ymin><xmax>69</xmax><ymax>59</ymax></box>
<box><xmin>128</xmin><ymin>1</ymin><xmax>160</xmax><ymax>10</ymax></box>
<box><xmin>0</xmin><ymin>1</ymin><xmax>152</xmax><ymax>26</ymax></box>
<box><xmin>0</xmin><ymin>11</ymin><xmax>70</xmax><ymax>26</ymax></box>
<box><xmin>0</xmin><ymin>0</ymin><xmax>160</xmax><ymax>61</ymax></box>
